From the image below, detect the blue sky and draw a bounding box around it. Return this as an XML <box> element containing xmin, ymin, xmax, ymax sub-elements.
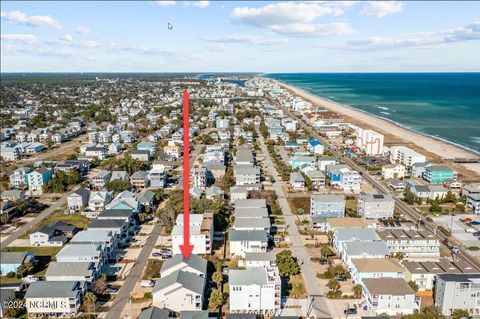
<box><xmin>1</xmin><ymin>1</ymin><xmax>480</xmax><ymax>72</ymax></box>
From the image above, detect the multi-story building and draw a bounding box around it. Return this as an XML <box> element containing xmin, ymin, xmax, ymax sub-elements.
<box><xmin>172</xmin><ymin>213</ymin><xmax>213</xmax><ymax>255</ymax></box>
<box><xmin>382</xmin><ymin>163</ymin><xmax>406</xmax><ymax>179</ymax></box>
<box><xmin>234</xmin><ymin>165</ymin><xmax>260</xmax><ymax>186</ymax></box>
<box><xmin>357</xmin><ymin>193</ymin><xmax>395</xmax><ymax>219</ymax></box>
<box><xmin>377</xmin><ymin>230</ymin><xmax>440</xmax><ymax>260</ymax></box>
<box><xmin>229</xmin><ymin>268</ymin><xmax>280</xmax><ymax>315</ymax></box>
<box><xmin>389</xmin><ymin>146</ymin><xmax>426</xmax><ymax>167</ymax></box>
<box><xmin>193</xmin><ymin>167</ymin><xmax>208</xmax><ymax>189</ymax></box>
<box><xmin>351</xmin><ymin>126</ymin><xmax>384</xmax><ymax>156</ymax></box>
<box><xmin>363</xmin><ymin>278</ymin><xmax>420</xmax><ymax>315</ymax></box>
<box><xmin>467</xmin><ymin>193</ymin><xmax>480</xmax><ymax>214</ymax></box>
<box><xmin>435</xmin><ymin>274</ymin><xmax>480</xmax><ymax>316</ymax></box>
<box><xmin>9</xmin><ymin>167</ymin><xmax>32</xmax><ymax>188</ymax></box>
<box><xmin>403</xmin><ymin>259</ymin><xmax>478</xmax><ymax>291</ymax></box>
<box><xmin>422</xmin><ymin>166</ymin><xmax>457</xmax><ymax>184</ymax></box>
<box><xmin>229</xmin><ymin>230</ymin><xmax>268</xmax><ymax>258</ymax></box>
<box><xmin>90</xmin><ymin>170</ymin><xmax>111</xmax><ymax>189</ymax></box>
<box><xmin>350</xmin><ymin>258</ymin><xmax>404</xmax><ymax>285</ymax></box>
<box><xmin>310</xmin><ymin>194</ymin><xmax>345</xmax><ymax>218</ymax></box>
<box><xmin>27</xmin><ymin>168</ymin><xmax>53</xmax><ymax>195</ymax></box>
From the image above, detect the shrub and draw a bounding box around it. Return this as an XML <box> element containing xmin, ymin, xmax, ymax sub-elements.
<box><xmin>143</xmin><ymin>292</ymin><xmax>152</xmax><ymax>300</ymax></box>
<box><xmin>326</xmin><ymin>290</ymin><xmax>342</xmax><ymax>298</ymax></box>
<box><xmin>437</xmin><ymin>226</ymin><xmax>451</xmax><ymax>237</ymax></box>
<box><xmin>6</xmin><ymin>271</ymin><xmax>15</xmax><ymax>278</ymax></box>
<box><xmin>468</xmin><ymin>246</ymin><xmax>480</xmax><ymax>251</ymax></box>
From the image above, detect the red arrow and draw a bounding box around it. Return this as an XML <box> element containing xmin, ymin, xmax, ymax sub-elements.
<box><xmin>180</xmin><ymin>90</ymin><xmax>194</xmax><ymax>260</ymax></box>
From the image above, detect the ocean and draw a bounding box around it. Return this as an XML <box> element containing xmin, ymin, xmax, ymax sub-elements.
<box><xmin>267</xmin><ymin>73</ymin><xmax>480</xmax><ymax>154</ymax></box>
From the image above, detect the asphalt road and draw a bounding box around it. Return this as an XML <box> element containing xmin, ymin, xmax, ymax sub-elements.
<box><xmin>0</xmin><ymin>194</ymin><xmax>68</xmax><ymax>248</ymax></box>
<box><xmin>276</xmin><ymin>100</ymin><xmax>480</xmax><ymax>270</ymax></box>
<box><xmin>105</xmin><ymin>224</ymin><xmax>162</xmax><ymax>319</ymax></box>
<box><xmin>258</xmin><ymin>130</ymin><xmax>333</xmax><ymax>319</ymax></box>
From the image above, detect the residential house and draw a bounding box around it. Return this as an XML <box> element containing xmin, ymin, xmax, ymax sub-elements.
<box><xmin>311</xmin><ymin>194</ymin><xmax>345</xmax><ymax>218</ymax></box>
<box><xmin>138</xmin><ymin>190</ymin><xmax>156</xmax><ymax>208</ymax></box>
<box><xmin>29</xmin><ymin>226</ymin><xmax>68</xmax><ymax>247</ymax></box>
<box><xmin>403</xmin><ymin>259</ymin><xmax>478</xmax><ymax>292</ymax></box>
<box><xmin>435</xmin><ymin>274</ymin><xmax>480</xmax><ymax>316</ymax></box>
<box><xmin>307</xmin><ymin>139</ymin><xmax>324</xmax><ymax>155</ymax></box>
<box><xmin>84</xmin><ymin>146</ymin><xmax>107</xmax><ymax>160</ymax></box>
<box><xmin>1</xmin><ymin>189</ymin><xmax>27</xmax><ymax>202</ymax></box>
<box><xmin>130</xmin><ymin>150</ymin><xmax>151</xmax><ymax>161</ymax></box>
<box><xmin>229</xmin><ymin>268</ymin><xmax>280</xmax><ymax>315</ymax></box>
<box><xmin>130</xmin><ymin>171</ymin><xmax>149</xmax><ymax>189</ymax></box>
<box><xmin>350</xmin><ymin>258</ymin><xmax>404</xmax><ymax>285</ymax></box>
<box><xmin>382</xmin><ymin>164</ymin><xmax>406</xmax><ymax>180</ymax></box>
<box><xmin>67</xmin><ymin>187</ymin><xmax>90</xmax><ymax>213</ymax></box>
<box><xmin>362</xmin><ymin>278</ymin><xmax>420</xmax><ymax>315</ymax></box>
<box><xmin>289</xmin><ymin>172</ymin><xmax>305</xmax><ymax>190</ymax></box>
<box><xmin>88</xmin><ymin>188</ymin><xmax>112</xmax><ymax>214</ymax></box>
<box><xmin>160</xmin><ymin>254</ymin><xmax>207</xmax><ymax>278</ymax></box>
<box><xmin>106</xmin><ymin>190</ymin><xmax>140</xmax><ymax>212</ymax></box>
<box><xmin>423</xmin><ymin>166</ymin><xmax>456</xmax><ymax>184</ymax></box>
<box><xmin>305</xmin><ymin>170</ymin><xmax>325</xmax><ymax>189</ymax></box>
<box><xmin>230</xmin><ymin>186</ymin><xmax>248</xmax><ymax>203</ymax></box>
<box><xmin>45</xmin><ymin>262</ymin><xmax>96</xmax><ymax>284</ymax></box>
<box><xmin>152</xmin><ymin>270</ymin><xmax>205</xmax><ymax>312</ymax></box>
<box><xmin>377</xmin><ymin>230</ymin><xmax>440</xmax><ymax>261</ymax></box>
<box><xmin>0</xmin><ymin>251</ymin><xmax>35</xmax><ymax>276</ymax></box>
<box><xmin>164</xmin><ymin>145</ymin><xmax>181</xmax><ymax>159</ymax></box>
<box><xmin>234</xmin><ymin>165</ymin><xmax>260</xmax><ymax>186</ymax></box>
<box><xmin>229</xmin><ymin>230</ymin><xmax>268</xmax><ymax>258</ymax></box>
<box><xmin>27</xmin><ymin>168</ymin><xmax>53</xmax><ymax>195</ymax></box>
<box><xmin>91</xmin><ymin>170</ymin><xmax>111</xmax><ymax>189</ymax></box>
<box><xmin>56</xmin><ymin>244</ymin><xmax>105</xmax><ymax>270</ymax></box>
<box><xmin>193</xmin><ymin>167</ymin><xmax>208</xmax><ymax>189</ymax></box>
<box><xmin>172</xmin><ymin>213</ymin><xmax>213</xmax><ymax>255</ymax></box>
<box><xmin>317</xmin><ymin>156</ymin><xmax>337</xmax><ymax>171</ymax></box>
<box><xmin>110</xmin><ymin>170</ymin><xmax>129</xmax><ymax>181</ymax></box>
<box><xmin>289</xmin><ymin>155</ymin><xmax>315</xmax><ymax>169</ymax></box>
<box><xmin>357</xmin><ymin>193</ymin><xmax>395</xmax><ymax>219</ymax></box>
<box><xmin>467</xmin><ymin>193</ymin><xmax>480</xmax><ymax>214</ymax></box>
<box><xmin>25</xmin><ymin>281</ymin><xmax>85</xmax><ymax>317</ymax></box>
<box><xmin>333</xmin><ymin>227</ymin><xmax>381</xmax><ymax>255</ymax></box>
<box><xmin>9</xmin><ymin>167</ymin><xmax>32</xmax><ymax>188</ymax></box>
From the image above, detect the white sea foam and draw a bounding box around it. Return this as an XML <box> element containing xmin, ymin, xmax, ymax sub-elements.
<box><xmin>380</xmin><ymin>111</ymin><xmax>391</xmax><ymax>115</ymax></box>
<box><xmin>377</xmin><ymin>106</ymin><xmax>389</xmax><ymax>110</ymax></box>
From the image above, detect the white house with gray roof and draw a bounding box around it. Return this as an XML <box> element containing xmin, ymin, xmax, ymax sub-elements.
<box><xmin>56</xmin><ymin>244</ymin><xmax>106</xmax><ymax>270</ymax></box>
<box><xmin>233</xmin><ymin>217</ymin><xmax>271</xmax><ymax>233</ymax></box>
<box><xmin>310</xmin><ymin>194</ymin><xmax>345</xmax><ymax>218</ymax></box>
<box><xmin>357</xmin><ymin>193</ymin><xmax>395</xmax><ymax>219</ymax></box>
<box><xmin>229</xmin><ymin>267</ymin><xmax>280</xmax><ymax>314</ymax></box>
<box><xmin>333</xmin><ymin>227</ymin><xmax>380</xmax><ymax>255</ymax></box>
<box><xmin>229</xmin><ymin>230</ymin><xmax>268</xmax><ymax>258</ymax></box>
<box><xmin>342</xmin><ymin>241</ymin><xmax>390</xmax><ymax>271</ymax></box>
<box><xmin>25</xmin><ymin>281</ymin><xmax>85</xmax><ymax>317</ymax></box>
<box><xmin>45</xmin><ymin>262</ymin><xmax>96</xmax><ymax>285</ymax></box>
<box><xmin>160</xmin><ymin>254</ymin><xmax>207</xmax><ymax>278</ymax></box>
<box><xmin>152</xmin><ymin>270</ymin><xmax>205</xmax><ymax>312</ymax></box>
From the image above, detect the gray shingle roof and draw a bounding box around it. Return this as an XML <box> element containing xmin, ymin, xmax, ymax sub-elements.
<box><xmin>160</xmin><ymin>254</ymin><xmax>208</xmax><ymax>275</ymax></box>
<box><xmin>46</xmin><ymin>262</ymin><xmax>95</xmax><ymax>278</ymax></box>
<box><xmin>25</xmin><ymin>281</ymin><xmax>81</xmax><ymax>298</ymax></box>
<box><xmin>229</xmin><ymin>268</ymin><xmax>268</xmax><ymax>285</ymax></box>
<box><xmin>153</xmin><ymin>270</ymin><xmax>204</xmax><ymax>295</ymax></box>
<box><xmin>363</xmin><ymin>278</ymin><xmax>414</xmax><ymax>295</ymax></box>
<box><xmin>0</xmin><ymin>251</ymin><xmax>34</xmax><ymax>264</ymax></box>
<box><xmin>138</xmin><ymin>307</ymin><xmax>170</xmax><ymax>319</ymax></box>
<box><xmin>229</xmin><ymin>230</ymin><xmax>267</xmax><ymax>242</ymax></box>
<box><xmin>179</xmin><ymin>311</ymin><xmax>209</xmax><ymax>319</ymax></box>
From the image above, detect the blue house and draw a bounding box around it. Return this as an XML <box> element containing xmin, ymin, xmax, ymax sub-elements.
<box><xmin>137</xmin><ymin>141</ymin><xmax>156</xmax><ymax>155</ymax></box>
<box><xmin>307</xmin><ymin>139</ymin><xmax>324</xmax><ymax>155</ymax></box>
<box><xmin>289</xmin><ymin>155</ymin><xmax>315</xmax><ymax>169</ymax></box>
<box><xmin>0</xmin><ymin>251</ymin><xmax>35</xmax><ymax>275</ymax></box>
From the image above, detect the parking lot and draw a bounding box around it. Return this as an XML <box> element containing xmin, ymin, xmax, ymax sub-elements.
<box><xmin>432</xmin><ymin>215</ymin><xmax>480</xmax><ymax>256</ymax></box>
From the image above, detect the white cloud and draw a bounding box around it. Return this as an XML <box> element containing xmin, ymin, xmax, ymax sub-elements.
<box><xmin>1</xmin><ymin>10</ymin><xmax>62</xmax><ymax>29</ymax></box>
<box><xmin>203</xmin><ymin>34</ymin><xmax>288</xmax><ymax>46</ymax></box>
<box><xmin>81</xmin><ymin>40</ymin><xmax>98</xmax><ymax>48</ymax></box>
<box><xmin>1</xmin><ymin>33</ymin><xmax>39</xmax><ymax>44</ymax></box>
<box><xmin>192</xmin><ymin>1</ymin><xmax>210</xmax><ymax>8</ymax></box>
<box><xmin>360</xmin><ymin>1</ymin><xmax>404</xmax><ymax>18</ymax></box>
<box><xmin>208</xmin><ymin>45</ymin><xmax>228</xmax><ymax>52</ymax></box>
<box><xmin>230</xmin><ymin>2</ymin><xmax>355</xmax><ymax>37</ymax></box>
<box><xmin>322</xmin><ymin>21</ymin><xmax>480</xmax><ymax>50</ymax></box>
<box><xmin>153</xmin><ymin>1</ymin><xmax>176</xmax><ymax>7</ymax></box>
<box><xmin>270</xmin><ymin>22</ymin><xmax>354</xmax><ymax>37</ymax></box>
<box><xmin>75</xmin><ymin>26</ymin><xmax>91</xmax><ymax>35</ymax></box>
<box><xmin>60</xmin><ymin>34</ymin><xmax>74</xmax><ymax>42</ymax></box>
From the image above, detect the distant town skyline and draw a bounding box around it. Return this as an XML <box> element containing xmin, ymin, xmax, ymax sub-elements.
<box><xmin>1</xmin><ymin>1</ymin><xmax>480</xmax><ymax>72</ymax></box>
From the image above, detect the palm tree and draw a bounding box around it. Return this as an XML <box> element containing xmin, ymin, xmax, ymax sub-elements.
<box><xmin>83</xmin><ymin>292</ymin><xmax>97</xmax><ymax>313</ymax></box>
<box><xmin>208</xmin><ymin>288</ymin><xmax>224</xmax><ymax>312</ymax></box>
<box><xmin>212</xmin><ymin>271</ymin><xmax>223</xmax><ymax>289</ymax></box>
<box><xmin>23</xmin><ymin>262</ymin><xmax>34</xmax><ymax>275</ymax></box>
<box><xmin>353</xmin><ymin>284</ymin><xmax>363</xmax><ymax>298</ymax></box>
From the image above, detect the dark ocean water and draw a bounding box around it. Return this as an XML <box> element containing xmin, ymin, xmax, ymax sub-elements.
<box><xmin>267</xmin><ymin>73</ymin><xmax>480</xmax><ymax>154</ymax></box>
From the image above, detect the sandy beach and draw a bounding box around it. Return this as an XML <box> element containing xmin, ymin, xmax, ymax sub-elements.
<box><xmin>275</xmin><ymin>80</ymin><xmax>480</xmax><ymax>176</ymax></box>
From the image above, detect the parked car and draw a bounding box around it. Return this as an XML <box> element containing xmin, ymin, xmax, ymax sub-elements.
<box><xmin>465</xmin><ymin>227</ymin><xmax>477</xmax><ymax>233</ymax></box>
<box><xmin>419</xmin><ymin>220</ymin><xmax>425</xmax><ymax>226</ymax></box>
<box><xmin>344</xmin><ymin>308</ymin><xmax>357</xmax><ymax>315</ymax></box>
<box><xmin>471</xmin><ymin>221</ymin><xmax>480</xmax><ymax>225</ymax></box>
<box><xmin>335</xmin><ymin>275</ymin><xmax>347</xmax><ymax>282</ymax></box>
<box><xmin>105</xmin><ymin>288</ymin><xmax>118</xmax><ymax>294</ymax></box>
<box><xmin>395</xmin><ymin>221</ymin><xmax>401</xmax><ymax>227</ymax></box>
<box><xmin>141</xmin><ymin>280</ymin><xmax>154</xmax><ymax>287</ymax></box>
<box><xmin>473</xmin><ymin>232</ymin><xmax>480</xmax><ymax>237</ymax></box>
<box><xmin>451</xmin><ymin>246</ymin><xmax>460</xmax><ymax>254</ymax></box>
<box><xmin>152</xmin><ymin>252</ymin><xmax>162</xmax><ymax>257</ymax></box>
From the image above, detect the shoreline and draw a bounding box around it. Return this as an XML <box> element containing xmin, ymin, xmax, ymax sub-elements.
<box><xmin>270</xmin><ymin>79</ymin><xmax>480</xmax><ymax>175</ymax></box>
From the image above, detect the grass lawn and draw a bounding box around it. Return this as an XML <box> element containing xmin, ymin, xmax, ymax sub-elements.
<box><xmin>281</xmin><ymin>274</ymin><xmax>307</xmax><ymax>299</ymax></box>
<box><xmin>287</xmin><ymin>197</ymin><xmax>310</xmax><ymax>215</ymax></box>
<box><xmin>19</xmin><ymin>208</ymin><xmax>90</xmax><ymax>239</ymax></box>
<box><xmin>142</xmin><ymin>259</ymin><xmax>163</xmax><ymax>279</ymax></box>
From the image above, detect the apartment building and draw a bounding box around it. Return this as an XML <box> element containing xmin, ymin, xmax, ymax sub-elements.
<box><xmin>234</xmin><ymin>165</ymin><xmax>261</xmax><ymax>186</ymax></box>
<box><xmin>377</xmin><ymin>230</ymin><xmax>440</xmax><ymax>260</ymax></box>
<box><xmin>389</xmin><ymin>146</ymin><xmax>426</xmax><ymax>167</ymax></box>
<box><xmin>363</xmin><ymin>278</ymin><xmax>420</xmax><ymax>315</ymax></box>
<box><xmin>172</xmin><ymin>213</ymin><xmax>213</xmax><ymax>255</ymax></box>
<box><xmin>229</xmin><ymin>230</ymin><xmax>268</xmax><ymax>258</ymax></box>
<box><xmin>435</xmin><ymin>274</ymin><xmax>480</xmax><ymax>316</ymax></box>
<box><xmin>357</xmin><ymin>193</ymin><xmax>395</xmax><ymax>219</ymax></box>
<box><xmin>310</xmin><ymin>194</ymin><xmax>345</xmax><ymax>218</ymax></box>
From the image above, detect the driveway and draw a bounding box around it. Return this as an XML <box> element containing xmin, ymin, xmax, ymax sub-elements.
<box><xmin>257</xmin><ymin>129</ymin><xmax>332</xmax><ymax>319</ymax></box>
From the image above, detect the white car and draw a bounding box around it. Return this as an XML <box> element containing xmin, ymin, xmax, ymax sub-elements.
<box><xmin>140</xmin><ymin>280</ymin><xmax>154</xmax><ymax>287</ymax></box>
<box><xmin>465</xmin><ymin>227</ymin><xmax>477</xmax><ymax>233</ymax></box>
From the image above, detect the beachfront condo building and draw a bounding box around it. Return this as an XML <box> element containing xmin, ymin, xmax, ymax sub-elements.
<box><xmin>422</xmin><ymin>166</ymin><xmax>457</xmax><ymax>184</ymax></box>
<box><xmin>389</xmin><ymin>146</ymin><xmax>426</xmax><ymax>167</ymax></box>
<box><xmin>350</xmin><ymin>125</ymin><xmax>384</xmax><ymax>156</ymax></box>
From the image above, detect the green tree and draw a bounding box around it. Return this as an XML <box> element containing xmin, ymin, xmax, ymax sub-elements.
<box><xmin>404</xmin><ymin>189</ymin><xmax>415</xmax><ymax>205</ymax></box>
<box><xmin>82</xmin><ymin>292</ymin><xmax>97</xmax><ymax>313</ymax></box>
<box><xmin>208</xmin><ymin>288</ymin><xmax>225</xmax><ymax>311</ymax></box>
<box><xmin>276</xmin><ymin>250</ymin><xmax>300</xmax><ymax>277</ymax></box>
<box><xmin>444</xmin><ymin>190</ymin><xmax>457</xmax><ymax>203</ymax></box>
<box><xmin>106</xmin><ymin>179</ymin><xmax>130</xmax><ymax>192</ymax></box>
<box><xmin>401</xmin><ymin>306</ymin><xmax>444</xmax><ymax>319</ymax></box>
<box><xmin>353</xmin><ymin>284</ymin><xmax>363</xmax><ymax>298</ymax></box>
<box><xmin>212</xmin><ymin>271</ymin><xmax>223</xmax><ymax>289</ymax></box>
<box><xmin>451</xmin><ymin>309</ymin><xmax>469</xmax><ymax>319</ymax></box>
<box><xmin>320</xmin><ymin>246</ymin><xmax>334</xmax><ymax>259</ymax></box>
<box><xmin>92</xmin><ymin>275</ymin><xmax>107</xmax><ymax>295</ymax></box>
<box><xmin>429</xmin><ymin>201</ymin><xmax>442</xmax><ymax>213</ymax></box>
<box><xmin>327</xmin><ymin>278</ymin><xmax>340</xmax><ymax>291</ymax></box>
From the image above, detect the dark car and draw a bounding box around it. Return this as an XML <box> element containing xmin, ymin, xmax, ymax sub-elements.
<box><xmin>344</xmin><ymin>308</ymin><xmax>357</xmax><ymax>315</ymax></box>
<box><xmin>335</xmin><ymin>275</ymin><xmax>347</xmax><ymax>281</ymax></box>
<box><xmin>395</xmin><ymin>221</ymin><xmax>401</xmax><ymax>227</ymax></box>
<box><xmin>473</xmin><ymin>232</ymin><xmax>480</xmax><ymax>237</ymax></box>
<box><xmin>419</xmin><ymin>220</ymin><xmax>425</xmax><ymax>226</ymax></box>
<box><xmin>152</xmin><ymin>252</ymin><xmax>162</xmax><ymax>257</ymax></box>
<box><xmin>471</xmin><ymin>221</ymin><xmax>480</xmax><ymax>225</ymax></box>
